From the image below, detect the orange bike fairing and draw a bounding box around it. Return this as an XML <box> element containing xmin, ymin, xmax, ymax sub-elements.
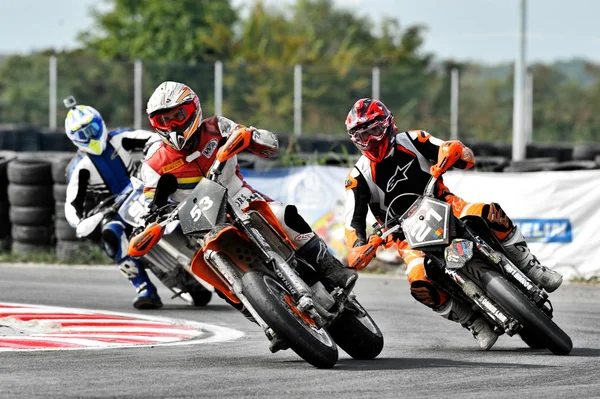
<box><xmin>204</xmin><ymin>226</ymin><xmax>251</xmax><ymax>268</ymax></box>
<box><xmin>190</xmin><ymin>248</ymin><xmax>240</xmax><ymax>305</ymax></box>
<box><xmin>192</xmin><ymin>226</ymin><xmax>253</xmax><ymax>305</ymax></box>
<box><xmin>243</xmin><ymin>200</ymin><xmax>295</xmax><ymax>249</ymax></box>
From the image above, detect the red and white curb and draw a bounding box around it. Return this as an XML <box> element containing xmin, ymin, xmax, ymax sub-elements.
<box><xmin>0</xmin><ymin>302</ymin><xmax>244</xmax><ymax>352</ymax></box>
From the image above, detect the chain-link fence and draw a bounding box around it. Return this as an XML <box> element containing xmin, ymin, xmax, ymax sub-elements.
<box><xmin>0</xmin><ymin>53</ymin><xmax>599</xmax><ymax>143</ymax></box>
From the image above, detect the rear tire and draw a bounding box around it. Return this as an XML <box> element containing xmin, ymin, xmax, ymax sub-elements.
<box><xmin>481</xmin><ymin>270</ymin><xmax>572</xmax><ymax>355</ymax></box>
<box><xmin>327</xmin><ymin>302</ymin><xmax>384</xmax><ymax>360</ymax></box>
<box><xmin>242</xmin><ymin>270</ymin><xmax>338</xmax><ymax>368</ymax></box>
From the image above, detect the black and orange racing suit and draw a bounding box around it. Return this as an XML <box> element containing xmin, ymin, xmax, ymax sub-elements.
<box><xmin>344</xmin><ymin>129</ymin><xmax>515</xmax><ymax>309</ymax></box>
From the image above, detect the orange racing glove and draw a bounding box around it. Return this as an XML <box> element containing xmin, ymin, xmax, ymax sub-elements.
<box><xmin>348</xmin><ymin>235</ymin><xmax>384</xmax><ymax>270</ymax></box>
<box><xmin>430</xmin><ymin>140</ymin><xmax>475</xmax><ymax>178</ymax></box>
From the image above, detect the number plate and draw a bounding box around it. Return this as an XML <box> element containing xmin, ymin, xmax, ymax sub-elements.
<box><xmin>400</xmin><ymin>197</ymin><xmax>452</xmax><ymax>248</ymax></box>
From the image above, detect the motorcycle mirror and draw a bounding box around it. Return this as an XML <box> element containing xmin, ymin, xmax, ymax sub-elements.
<box><xmin>164</xmin><ymin>220</ymin><xmax>180</xmax><ymax>235</ymax></box>
<box><xmin>151</xmin><ymin>173</ymin><xmax>178</xmax><ymax>208</ymax></box>
<box><xmin>128</xmin><ymin>222</ymin><xmax>165</xmax><ymax>257</ymax></box>
<box><xmin>76</xmin><ymin>213</ymin><xmax>104</xmax><ymax>238</ymax></box>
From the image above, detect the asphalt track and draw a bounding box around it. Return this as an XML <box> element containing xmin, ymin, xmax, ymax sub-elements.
<box><xmin>0</xmin><ymin>264</ymin><xmax>598</xmax><ymax>399</ymax></box>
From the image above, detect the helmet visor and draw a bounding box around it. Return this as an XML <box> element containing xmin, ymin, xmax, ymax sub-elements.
<box><xmin>149</xmin><ymin>102</ymin><xmax>195</xmax><ymax>131</ymax></box>
<box><xmin>71</xmin><ymin>121</ymin><xmax>102</xmax><ymax>144</ymax></box>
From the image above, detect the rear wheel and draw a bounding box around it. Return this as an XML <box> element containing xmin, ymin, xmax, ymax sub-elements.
<box><xmin>242</xmin><ymin>271</ymin><xmax>338</xmax><ymax>368</ymax></box>
<box><xmin>327</xmin><ymin>301</ymin><xmax>384</xmax><ymax>360</ymax></box>
<box><xmin>481</xmin><ymin>270</ymin><xmax>572</xmax><ymax>355</ymax></box>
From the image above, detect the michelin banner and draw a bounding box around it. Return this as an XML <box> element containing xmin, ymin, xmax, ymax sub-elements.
<box><xmin>243</xmin><ymin>166</ymin><xmax>600</xmax><ymax>279</ymax></box>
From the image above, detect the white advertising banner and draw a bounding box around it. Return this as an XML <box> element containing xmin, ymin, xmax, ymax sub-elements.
<box><xmin>243</xmin><ymin>166</ymin><xmax>600</xmax><ymax>279</ymax></box>
<box><xmin>443</xmin><ymin>169</ymin><xmax>600</xmax><ymax>279</ymax></box>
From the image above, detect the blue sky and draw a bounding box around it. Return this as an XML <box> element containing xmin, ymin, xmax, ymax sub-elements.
<box><xmin>1</xmin><ymin>0</ymin><xmax>599</xmax><ymax>64</ymax></box>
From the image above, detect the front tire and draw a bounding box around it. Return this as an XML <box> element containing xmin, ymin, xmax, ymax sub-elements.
<box><xmin>327</xmin><ymin>302</ymin><xmax>384</xmax><ymax>360</ymax></box>
<box><xmin>481</xmin><ymin>270</ymin><xmax>572</xmax><ymax>355</ymax></box>
<box><xmin>242</xmin><ymin>271</ymin><xmax>338</xmax><ymax>368</ymax></box>
<box><xmin>189</xmin><ymin>285</ymin><xmax>213</xmax><ymax>307</ymax></box>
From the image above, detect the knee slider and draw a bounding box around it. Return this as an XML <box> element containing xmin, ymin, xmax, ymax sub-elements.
<box><xmin>410</xmin><ymin>280</ymin><xmax>442</xmax><ymax>309</ymax></box>
<box><xmin>118</xmin><ymin>258</ymin><xmax>141</xmax><ymax>279</ymax></box>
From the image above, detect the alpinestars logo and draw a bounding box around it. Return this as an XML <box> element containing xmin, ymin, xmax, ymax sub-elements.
<box><xmin>386</xmin><ymin>159</ymin><xmax>414</xmax><ymax>192</ymax></box>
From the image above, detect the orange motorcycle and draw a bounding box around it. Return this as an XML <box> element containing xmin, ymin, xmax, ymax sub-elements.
<box><xmin>128</xmin><ymin>137</ymin><xmax>383</xmax><ymax>368</ymax></box>
<box><xmin>351</xmin><ymin>173</ymin><xmax>572</xmax><ymax>355</ymax></box>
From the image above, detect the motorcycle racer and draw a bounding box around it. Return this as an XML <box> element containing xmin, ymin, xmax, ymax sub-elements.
<box><xmin>343</xmin><ymin>98</ymin><xmax>563</xmax><ymax>350</ymax></box>
<box><xmin>139</xmin><ymin>81</ymin><xmax>357</xmax><ymax>312</ymax></box>
<box><xmin>63</xmin><ymin>96</ymin><xmax>165</xmax><ymax>309</ymax></box>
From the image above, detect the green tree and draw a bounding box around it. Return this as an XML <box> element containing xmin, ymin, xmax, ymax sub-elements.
<box><xmin>79</xmin><ymin>0</ymin><xmax>237</xmax><ymax>63</ymax></box>
<box><xmin>225</xmin><ymin>0</ymin><xmax>432</xmax><ymax>135</ymax></box>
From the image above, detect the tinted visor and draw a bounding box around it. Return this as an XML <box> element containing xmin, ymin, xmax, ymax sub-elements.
<box><xmin>149</xmin><ymin>103</ymin><xmax>195</xmax><ymax>131</ymax></box>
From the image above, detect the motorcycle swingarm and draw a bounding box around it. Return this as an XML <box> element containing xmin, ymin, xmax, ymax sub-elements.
<box><xmin>432</xmin><ymin>257</ymin><xmax>520</xmax><ymax>336</ymax></box>
<box><xmin>467</xmin><ymin>231</ymin><xmax>553</xmax><ymax>317</ymax></box>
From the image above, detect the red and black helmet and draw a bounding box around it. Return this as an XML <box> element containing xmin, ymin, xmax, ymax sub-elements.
<box><xmin>346</xmin><ymin>98</ymin><xmax>395</xmax><ymax>162</ymax></box>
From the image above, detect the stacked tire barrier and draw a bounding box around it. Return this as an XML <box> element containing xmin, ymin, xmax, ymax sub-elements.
<box><xmin>7</xmin><ymin>159</ymin><xmax>55</xmax><ymax>253</ymax></box>
<box><xmin>0</xmin><ymin>151</ymin><xmax>17</xmax><ymax>251</ymax></box>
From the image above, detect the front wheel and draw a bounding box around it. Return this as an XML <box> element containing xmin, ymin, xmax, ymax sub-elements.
<box><xmin>241</xmin><ymin>271</ymin><xmax>338</xmax><ymax>368</ymax></box>
<box><xmin>327</xmin><ymin>301</ymin><xmax>384</xmax><ymax>360</ymax></box>
<box><xmin>481</xmin><ymin>270</ymin><xmax>572</xmax><ymax>355</ymax></box>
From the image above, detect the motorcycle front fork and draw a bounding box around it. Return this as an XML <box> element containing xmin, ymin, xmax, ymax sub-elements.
<box><xmin>204</xmin><ymin>249</ymin><xmax>273</xmax><ymax>334</ymax></box>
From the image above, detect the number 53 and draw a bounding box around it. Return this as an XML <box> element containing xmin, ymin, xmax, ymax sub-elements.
<box><xmin>190</xmin><ymin>196</ymin><xmax>213</xmax><ymax>222</ymax></box>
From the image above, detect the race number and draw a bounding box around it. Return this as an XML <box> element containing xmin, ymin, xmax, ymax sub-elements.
<box><xmin>189</xmin><ymin>196</ymin><xmax>214</xmax><ymax>222</ymax></box>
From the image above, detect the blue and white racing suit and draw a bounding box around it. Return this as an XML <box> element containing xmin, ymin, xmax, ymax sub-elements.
<box><xmin>65</xmin><ymin>128</ymin><xmax>159</xmax><ymax>293</ymax></box>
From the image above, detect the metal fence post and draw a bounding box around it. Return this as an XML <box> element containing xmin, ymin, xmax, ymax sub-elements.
<box><xmin>49</xmin><ymin>55</ymin><xmax>57</xmax><ymax>130</ymax></box>
<box><xmin>512</xmin><ymin>0</ymin><xmax>527</xmax><ymax>161</ymax></box>
<box><xmin>133</xmin><ymin>60</ymin><xmax>142</xmax><ymax>129</ymax></box>
<box><xmin>525</xmin><ymin>71</ymin><xmax>533</xmax><ymax>143</ymax></box>
<box><xmin>214</xmin><ymin>61</ymin><xmax>223</xmax><ymax>116</ymax></box>
<box><xmin>294</xmin><ymin>64</ymin><xmax>302</xmax><ymax>136</ymax></box>
<box><xmin>450</xmin><ymin>68</ymin><xmax>459</xmax><ymax>140</ymax></box>
<box><xmin>372</xmin><ymin>66</ymin><xmax>380</xmax><ymax>100</ymax></box>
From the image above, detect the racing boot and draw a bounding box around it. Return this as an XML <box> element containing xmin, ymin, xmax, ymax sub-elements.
<box><xmin>435</xmin><ymin>297</ymin><xmax>499</xmax><ymax>350</ymax></box>
<box><xmin>295</xmin><ymin>236</ymin><xmax>358</xmax><ymax>290</ymax></box>
<box><xmin>269</xmin><ymin>335</ymin><xmax>290</xmax><ymax>353</ymax></box>
<box><xmin>501</xmin><ymin>227</ymin><xmax>563</xmax><ymax>292</ymax></box>
<box><xmin>118</xmin><ymin>259</ymin><xmax>163</xmax><ymax>309</ymax></box>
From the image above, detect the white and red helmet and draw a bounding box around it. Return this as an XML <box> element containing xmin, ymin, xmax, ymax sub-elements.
<box><xmin>146</xmin><ymin>81</ymin><xmax>202</xmax><ymax>151</ymax></box>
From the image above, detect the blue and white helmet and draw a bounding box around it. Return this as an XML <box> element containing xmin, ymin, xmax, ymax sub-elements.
<box><xmin>64</xmin><ymin>101</ymin><xmax>108</xmax><ymax>155</ymax></box>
